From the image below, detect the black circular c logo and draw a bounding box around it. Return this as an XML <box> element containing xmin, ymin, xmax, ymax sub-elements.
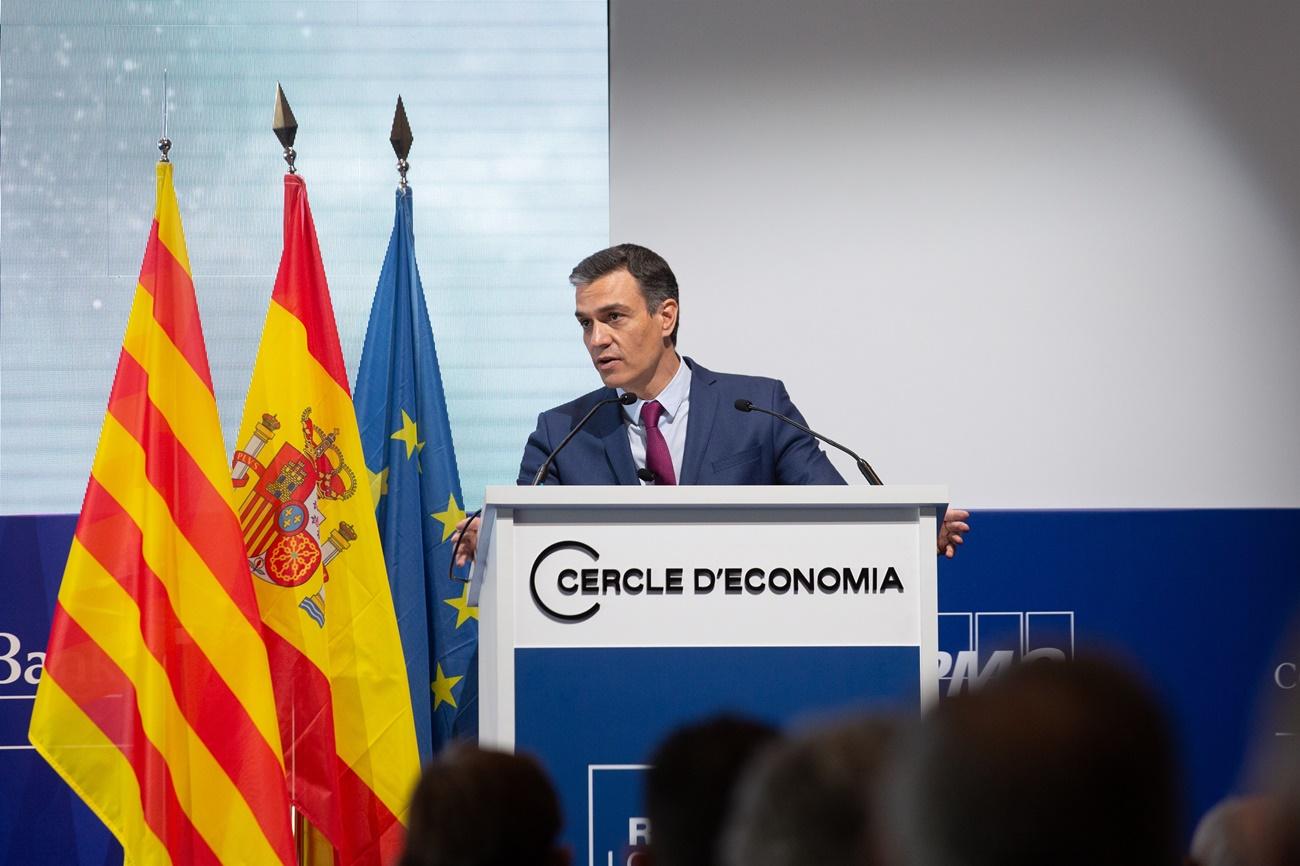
<box><xmin>530</xmin><ymin>540</ymin><xmax>601</xmax><ymax>623</ymax></box>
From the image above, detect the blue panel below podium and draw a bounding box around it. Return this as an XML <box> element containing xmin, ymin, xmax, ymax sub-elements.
<box><xmin>515</xmin><ymin>645</ymin><xmax>919</xmax><ymax>865</ymax></box>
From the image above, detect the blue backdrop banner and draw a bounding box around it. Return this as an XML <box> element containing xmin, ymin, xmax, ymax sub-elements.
<box><xmin>3</xmin><ymin>508</ymin><xmax>1297</xmax><ymax>864</ymax></box>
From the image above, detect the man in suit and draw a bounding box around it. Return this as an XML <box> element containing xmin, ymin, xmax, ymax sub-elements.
<box><xmin>455</xmin><ymin>243</ymin><xmax>968</xmax><ymax>561</ymax></box>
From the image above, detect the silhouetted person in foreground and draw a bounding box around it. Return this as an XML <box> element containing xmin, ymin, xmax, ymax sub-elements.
<box><xmin>885</xmin><ymin>657</ymin><xmax>1183</xmax><ymax>866</ymax></box>
<box><xmin>723</xmin><ymin>715</ymin><xmax>899</xmax><ymax>866</ymax></box>
<box><xmin>401</xmin><ymin>743</ymin><xmax>569</xmax><ymax>866</ymax></box>
<box><xmin>643</xmin><ymin>715</ymin><xmax>781</xmax><ymax>866</ymax></box>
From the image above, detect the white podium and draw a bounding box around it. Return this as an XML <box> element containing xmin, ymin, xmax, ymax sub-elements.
<box><xmin>470</xmin><ymin>484</ymin><xmax>947</xmax><ymax>866</ymax></box>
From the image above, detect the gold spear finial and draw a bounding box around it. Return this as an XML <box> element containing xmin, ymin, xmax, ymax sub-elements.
<box><xmin>273</xmin><ymin>82</ymin><xmax>299</xmax><ymax>173</ymax></box>
<box><xmin>390</xmin><ymin>95</ymin><xmax>413</xmax><ymax>189</ymax></box>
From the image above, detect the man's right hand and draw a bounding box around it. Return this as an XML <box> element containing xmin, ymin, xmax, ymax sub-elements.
<box><xmin>453</xmin><ymin>515</ymin><xmax>481</xmax><ymax>567</ymax></box>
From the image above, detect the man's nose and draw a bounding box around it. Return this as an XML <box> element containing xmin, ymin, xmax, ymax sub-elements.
<box><xmin>588</xmin><ymin>321</ymin><xmax>612</xmax><ymax>348</ymax></box>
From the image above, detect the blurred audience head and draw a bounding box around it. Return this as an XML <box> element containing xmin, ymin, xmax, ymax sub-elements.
<box><xmin>1188</xmin><ymin>796</ymin><xmax>1278</xmax><ymax>866</ymax></box>
<box><xmin>886</xmin><ymin>656</ymin><xmax>1182</xmax><ymax>866</ymax></box>
<box><xmin>644</xmin><ymin>714</ymin><xmax>781</xmax><ymax>866</ymax></box>
<box><xmin>723</xmin><ymin>714</ymin><xmax>898</xmax><ymax>866</ymax></box>
<box><xmin>401</xmin><ymin>743</ymin><xmax>568</xmax><ymax>866</ymax></box>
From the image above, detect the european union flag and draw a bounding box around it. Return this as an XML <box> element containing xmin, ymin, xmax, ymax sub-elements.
<box><xmin>356</xmin><ymin>186</ymin><xmax>477</xmax><ymax>758</ymax></box>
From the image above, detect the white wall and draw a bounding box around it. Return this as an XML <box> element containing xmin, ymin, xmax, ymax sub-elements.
<box><xmin>610</xmin><ymin>0</ymin><xmax>1300</xmax><ymax>507</ymax></box>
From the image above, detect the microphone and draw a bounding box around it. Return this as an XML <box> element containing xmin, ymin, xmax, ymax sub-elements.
<box><xmin>532</xmin><ymin>392</ymin><xmax>638</xmax><ymax>485</ymax></box>
<box><xmin>734</xmin><ymin>398</ymin><xmax>883</xmax><ymax>485</ymax></box>
<box><xmin>636</xmin><ymin>467</ymin><xmax>658</xmax><ymax>484</ymax></box>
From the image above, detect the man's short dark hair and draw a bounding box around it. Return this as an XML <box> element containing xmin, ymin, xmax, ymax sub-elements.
<box><xmin>644</xmin><ymin>715</ymin><xmax>780</xmax><ymax>866</ymax></box>
<box><xmin>569</xmin><ymin>243</ymin><xmax>680</xmax><ymax>345</ymax></box>
<box><xmin>401</xmin><ymin>744</ymin><xmax>566</xmax><ymax>866</ymax></box>
<box><xmin>886</xmin><ymin>656</ymin><xmax>1182</xmax><ymax>866</ymax></box>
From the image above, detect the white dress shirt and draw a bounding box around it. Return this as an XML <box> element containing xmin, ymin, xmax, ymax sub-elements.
<box><xmin>618</xmin><ymin>358</ymin><xmax>691</xmax><ymax>485</ymax></box>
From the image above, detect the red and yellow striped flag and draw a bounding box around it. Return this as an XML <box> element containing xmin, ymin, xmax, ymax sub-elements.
<box><xmin>28</xmin><ymin>161</ymin><xmax>297</xmax><ymax>866</ymax></box>
<box><xmin>230</xmin><ymin>173</ymin><xmax>420</xmax><ymax>866</ymax></box>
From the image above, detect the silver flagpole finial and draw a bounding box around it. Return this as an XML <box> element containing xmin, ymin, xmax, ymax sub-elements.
<box><xmin>158</xmin><ymin>68</ymin><xmax>171</xmax><ymax>161</ymax></box>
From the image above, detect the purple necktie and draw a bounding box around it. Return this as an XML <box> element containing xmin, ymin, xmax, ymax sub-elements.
<box><xmin>640</xmin><ymin>400</ymin><xmax>676</xmax><ymax>485</ymax></box>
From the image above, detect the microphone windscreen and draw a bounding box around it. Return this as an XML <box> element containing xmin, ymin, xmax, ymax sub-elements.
<box><xmin>734</xmin><ymin>398</ymin><xmax>753</xmax><ymax>412</ymax></box>
<box><xmin>619</xmin><ymin>392</ymin><xmax>638</xmax><ymax>405</ymax></box>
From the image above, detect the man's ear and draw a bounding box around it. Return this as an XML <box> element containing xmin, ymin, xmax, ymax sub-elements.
<box><xmin>657</xmin><ymin>298</ymin><xmax>678</xmax><ymax>341</ymax></box>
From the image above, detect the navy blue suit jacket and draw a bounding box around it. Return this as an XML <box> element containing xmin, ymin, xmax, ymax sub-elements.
<box><xmin>517</xmin><ymin>358</ymin><xmax>847</xmax><ymax>486</ymax></box>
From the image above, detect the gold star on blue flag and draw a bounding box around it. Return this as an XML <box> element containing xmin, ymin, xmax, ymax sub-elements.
<box><xmin>431</xmin><ymin>493</ymin><xmax>467</xmax><ymax>544</ymax></box>
<box><xmin>443</xmin><ymin>582</ymin><xmax>479</xmax><ymax>629</ymax></box>
<box><xmin>390</xmin><ymin>409</ymin><xmax>424</xmax><ymax>459</ymax></box>
<box><xmin>355</xmin><ymin>185</ymin><xmax>478</xmax><ymax>757</ymax></box>
<box><xmin>431</xmin><ymin>664</ymin><xmax>463</xmax><ymax>711</ymax></box>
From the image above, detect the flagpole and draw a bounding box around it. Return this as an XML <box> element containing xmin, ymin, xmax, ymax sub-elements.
<box><xmin>273</xmin><ymin>82</ymin><xmax>299</xmax><ymax>802</ymax></box>
<box><xmin>274</xmin><ymin>82</ymin><xmax>305</xmax><ymax>864</ymax></box>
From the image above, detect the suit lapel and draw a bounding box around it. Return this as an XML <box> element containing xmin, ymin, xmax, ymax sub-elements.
<box><xmin>679</xmin><ymin>358</ymin><xmax>718</xmax><ymax>485</ymax></box>
<box><xmin>589</xmin><ymin>396</ymin><xmax>639</xmax><ymax>485</ymax></box>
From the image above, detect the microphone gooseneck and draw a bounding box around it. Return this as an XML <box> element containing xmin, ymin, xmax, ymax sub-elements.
<box><xmin>532</xmin><ymin>392</ymin><xmax>638</xmax><ymax>485</ymax></box>
<box><xmin>734</xmin><ymin>398</ymin><xmax>883</xmax><ymax>485</ymax></box>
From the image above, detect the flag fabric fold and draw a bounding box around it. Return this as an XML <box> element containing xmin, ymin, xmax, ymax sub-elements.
<box><xmin>29</xmin><ymin>161</ymin><xmax>297</xmax><ymax>866</ymax></box>
<box><xmin>356</xmin><ymin>186</ymin><xmax>478</xmax><ymax>759</ymax></box>
<box><xmin>230</xmin><ymin>173</ymin><xmax>420</xmax><ymax>866</ymax></box>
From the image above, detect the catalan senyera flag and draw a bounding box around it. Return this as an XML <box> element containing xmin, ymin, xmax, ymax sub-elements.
<box><xmin>230</xmin><ymin>173</ymin><xmax>420</xmax><ymax>866</ymax></box>
<box><xmin>28</xmin><ymin>161</ymin><xmax>297</xmax><ymax>866</ymax></box>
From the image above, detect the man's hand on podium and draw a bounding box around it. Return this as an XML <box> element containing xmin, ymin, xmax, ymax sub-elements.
<box><xmin>939</xmin><ymin>507</ymin><xmax>970</xmax><ymax>558</ymax></box>
<box><xmin>453</xmin><ymin>515</ymin><xmax>481</xmax><ymax>568</ymax></box>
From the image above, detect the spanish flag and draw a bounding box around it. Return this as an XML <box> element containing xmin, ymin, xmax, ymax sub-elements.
<box><xmin>230</xmin><ymin>172</ymin><xmax>420</xmax><ymax>866</ymax></box>
<box><xmin>28</xmin><ymin>162</ymin><xmax>297</xmax><ymax>865</ymax></box>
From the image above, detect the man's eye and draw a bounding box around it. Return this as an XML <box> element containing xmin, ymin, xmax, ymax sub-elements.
<box><xmin>578</xmin><ymin>319</ymin><xmax>591</xmax><ymax>330</ymax></box>
<box><xmin>607</xmin><ymin>312</ymin><xmax>622</xmax><ymax>322</ymax></box>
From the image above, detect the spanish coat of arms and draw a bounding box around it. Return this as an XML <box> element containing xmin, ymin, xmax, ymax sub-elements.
<box><xmin>231</xmin><ymin>408</ymin><xmax>358</xmax><ymax>627</ymax></box>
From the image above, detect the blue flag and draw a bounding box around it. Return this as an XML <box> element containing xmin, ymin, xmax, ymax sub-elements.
<box><xmin>356</xmin><ymin>186</ymin><xmax>477</xmax><ymax>758</ymax></box>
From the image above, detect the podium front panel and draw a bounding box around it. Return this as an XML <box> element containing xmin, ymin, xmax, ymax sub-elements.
<box><xmin>475</xmin><ymin>486</ymin><xmax>943</xmax><ymax>866</ymax></box>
